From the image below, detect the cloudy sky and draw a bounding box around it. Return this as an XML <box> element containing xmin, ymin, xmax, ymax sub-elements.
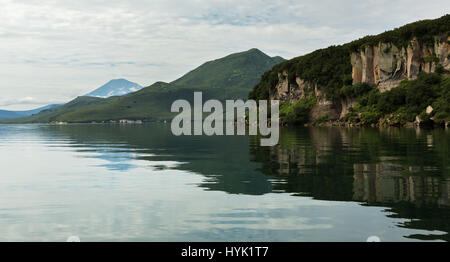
<box><xmin>0</xmin><ymin>0</ymin><xmax>448</xmax><ymax>110</ymax></box>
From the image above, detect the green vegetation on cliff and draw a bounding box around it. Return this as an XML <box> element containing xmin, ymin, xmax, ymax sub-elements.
<box><xmin>344</xmin><ymin>72</ymin><xmax>450</xmax><ymax>125</ymax></box>
<box><xmin>347</xmin><ymin>15</ymin><xmax>450</xmax><ymax>51</ymax></box>
<box><xmin>249</xmin><ymin>14</ymin><xmax>450</xmax><ymax>102</ymax></box>
<box><xmin>279</xmin><ymin>96</ymin><xmax>317</xmax><ymax>125</ymax></box>
<box><xmin>249</xmin><ymin>45</ymin><xmax>352</xmax><ymax>101</ymax></box>
<box><xmin>249</xmin><ymin>14</ymin><xmax>450</xmax><ymax>126</ymax></box>
<box><xmin>340</xmin><ymin>83</ymin><xmax>374</xmax><ymax>99</ymax></box>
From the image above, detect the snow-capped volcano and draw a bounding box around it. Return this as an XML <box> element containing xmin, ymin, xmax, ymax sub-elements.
<box><xmin>85</xmin><ymin>79</ymin><xmax>143</xmax><ymax>98</ymax></box>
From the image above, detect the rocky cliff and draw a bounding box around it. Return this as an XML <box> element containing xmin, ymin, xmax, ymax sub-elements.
<box><xmin>270</xmin><ymin>71</ymin><xmax>342</xmax><ymax>120</ymax></box>
<box><xmin>351</xmin><ymin>35</ymin><xmax>450</xmax><ymax>92</ymax></box>
<box><xmin>269</xmin><ymin>34</ymin><xmax>450</xmax><ymax>122</ymax></box>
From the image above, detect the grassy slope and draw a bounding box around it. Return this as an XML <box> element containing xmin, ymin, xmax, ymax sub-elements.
<box><xmin>55</xmin><ymin>84</ymin><xmax>248</xmax><ymax>122</ymax></box>
<box><xmin>6</xmin><ymin>48</ymin><xmax>285</xmax><ymax>123</ymax></box>
<box><xmin>172</xmin><ymin>48</ymin><xmax>285</xmax><ymax>99</ymax></box>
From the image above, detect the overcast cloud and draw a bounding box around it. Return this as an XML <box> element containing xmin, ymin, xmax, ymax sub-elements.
<box><xmin>0</xmin><ymin>0</ymin><xmax>448</xmax><ymax>110</ymax></box>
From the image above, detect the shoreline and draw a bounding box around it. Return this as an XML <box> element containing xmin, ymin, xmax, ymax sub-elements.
<box><xmin>1</xmin><ymin>119</ymin><xmax>449</xmax><ymax>130</ymax></box>
<box><xmin>290</xmin><ymin>120</ymin><xmax>450</xmax><ymax>129</ymax></box>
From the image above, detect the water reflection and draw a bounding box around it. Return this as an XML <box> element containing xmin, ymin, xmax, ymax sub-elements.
<box><xmin>41</xmin><ymin>124</ymin><xmax>273</xmax><ymax>195</ymax></box>
<box><xmin>0</xmin><ymin>124</ymin><xmax>448</xmax><ymax>241</ymax></box>
<box><xmin>353</xmin><ymin>163</ymin><xmax>450</xmax><ymax>207</ymax></box>
<box><xmin>353</xmin><ymin>163</ymin><xmax>450</xmax><ymax>241</ymax></box>
<box><xmin>49</xmin><ymin>126</ymin><xmax>450</xmax><ymax>241</ymax></box>
<box><xmin>248</xmin><ymin>127</ymin><xmax>450</xmax><ymax>241</ymax></box>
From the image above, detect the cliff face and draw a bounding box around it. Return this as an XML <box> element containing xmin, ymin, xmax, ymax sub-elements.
<box><xmin>270</xmin><ymin>35</ymin><xmax>450</xmax><ymax>121</ymax></box>
<box><xmin>351</xmin><ymin>35</ymin><xmax>450</xmax><ymax>92</ymax></box>
<box><xmin>270</xmin><ymin>71</ymin><xmax>342</xmax><ymax>120</ymax></box>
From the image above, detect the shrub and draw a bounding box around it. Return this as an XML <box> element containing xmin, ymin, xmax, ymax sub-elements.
<box><xmin>342</xmin><ymin>74</ymin><xmax>353</xmax><ymax>86</ymax></box>
<box><xmin>424</xmin><ymin>54</ymin><xmax>439</xmax><ymax>63</ymax></box>
<box><xmin>344</xmin><ymin>107</ymin><xmax>359</xmax><ymax>122</ymax></box>
<box><xmin>346</xmin><ymin>72</ymin><xmax>448</xmax><ymax>125</ymax></box>
<box><xmin>280</xmin><ymin>97</ymin><xmax>317</xmax><ymax>124</ymax></box>
<box><xmin>341</xmin><ymin>83</ymin><xmax>374</xmax><ymax>98</ymax></box>
<box><xmin>432</xmin><ymin>77</ymin><xmax>450</xmax><ymax>122</ymax></box>
<box><xmin>435</xmin><ymin>64</ymin><xmax>447</xmax><ymax>75</ymax></box>
<box><xmin>315</xmin><ymin>114</ymin><xmax>329</xmax><ymax>123</ymax></box>
<box><xmin>419</xmin><ymin>111</ymin><xmax>432</xmax><ymax>122</ymax></box>
<box><xmin>404</xmin><ymin>73</ymin><xmax>440</xmax><ymax>110</ymax></box>
<box><xmin>360</xmin><ymin>111</ymin><xmax>381</xmax><ymax>124</ymax></box>
<box><xmin>376</xmin><ymin>86</ymin><xmax>406</xmax><ymax>113</ymax></box>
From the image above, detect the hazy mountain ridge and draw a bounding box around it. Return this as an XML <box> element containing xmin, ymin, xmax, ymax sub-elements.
<box><xmin>2</xmin><ymin>48</ymin><xmax>284</xmax><ymax>123</ymax></box>
<box><xmin>1</xmin><ymin>97</ymin><xmax>106</xmax><ymax>123</ymax></box>
<box><xmin>0</xmin><ymin>104</ymin><xmax>61</xmax><ymax>120</ymax></box>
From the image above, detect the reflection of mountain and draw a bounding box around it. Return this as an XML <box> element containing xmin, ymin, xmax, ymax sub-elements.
<box><xmin>38</xmin><ymin>124</ymin><xmax>450</xmax><ymax>241</ymax></box>
<box><xmin>39</xmin><ymin>124</ymin><xmax>273</xmax><ymax>195</ymax></box>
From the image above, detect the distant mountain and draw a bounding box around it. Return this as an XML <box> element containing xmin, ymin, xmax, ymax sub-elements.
<box><xmin>85</xmin><ymin>79</ymin><xmax>143</xmax><ymax>98</ymax></box>
<box><xmin>0</xmin><ymin>97</ymin><xmax>104</xmax><ymax>123</ymax></box>
<box><xmin>2</xmin><ymin>48</ymin><xmax>285</xmax><ymax>123</ymax></box>
<box><xmin>0</xmin><ymin>110</ymin><xmax>21</xmax><ymax>120</ymax></box>
<box><xmin>0</xmin><ymin>104</ymin><xmax>61</xmax><ymax>120</ymax></box>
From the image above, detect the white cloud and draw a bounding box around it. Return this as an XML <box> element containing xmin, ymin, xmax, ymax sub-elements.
<box><xmin>0</xmin><ymin>96</ymin><xmax>62</xmax><ymax>108</ymax></box>
<box><xmin>0</xmin><ymin>0</ymin><xmax>448</xmax><ymax>110</ymax></box>
<box><xmin>18</xmin><ymin>96</ymin><xmax>33</xmax><ymax>103</ymax></box>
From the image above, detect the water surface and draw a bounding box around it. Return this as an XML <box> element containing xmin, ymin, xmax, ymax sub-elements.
<box><xmin>0</xmin><ymin>124</ymin><xmax>448</xmax><ymax>241</ymax></box>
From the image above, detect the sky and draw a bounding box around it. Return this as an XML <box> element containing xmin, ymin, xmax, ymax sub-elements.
<box><xmin>0</xmin><ymin>0</ymin><xmax>449</xmax><ymax>110</ymax></box>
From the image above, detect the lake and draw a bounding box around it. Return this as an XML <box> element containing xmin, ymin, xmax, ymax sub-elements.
<box><xmin>0</xmin><ymin>124</ymin><xmax>448</xmax><ymax>241</ymax></box>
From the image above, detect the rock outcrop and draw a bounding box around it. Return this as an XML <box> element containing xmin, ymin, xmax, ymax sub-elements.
<box><xmin>270</xmin><ymin>34</ymin><xmax>450</xmax><ymax>122</ymax></box>
<box><xmin>351</xmin><ymin>35</ymin><xmax>450</xmax><ymax>92</ymax></box>
<box><xmin>270</xmin><ymin>71</ymin><xmax>341</xmax><ymax>121</ymax></box>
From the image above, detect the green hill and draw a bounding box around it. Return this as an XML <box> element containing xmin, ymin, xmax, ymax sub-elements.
<box><xmin>3</xmin><ymin>48</ymin><xmax>284</xmax><ymax>123</ymax></box>
<box><xmin>171</xmin><ymin>48</ymin><xmax>285</xmax><ymax>99</ymax></box>
<box><xmin>51</xmin><ymin>84</ymin><xmax>248</xmax><ymax>122</ymax></box>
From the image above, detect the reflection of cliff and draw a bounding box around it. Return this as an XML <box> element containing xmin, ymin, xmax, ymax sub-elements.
<box><xmin>250</xmin><ymin>127</ymin><xmax>450</xmax><ymax>242</ymax></box>
<box><xmin>252</xmin><ymin>128</ymin><xmax>356</xmax><ymax>200</ymax></box>
<box><xmin>266</xmin><ymin>127</ymin><xmax>350</xmax><ymax>175</ymax></box>
<box><xmin>353</xmin><ymin>163</ymin><xmax>450</xmax><ymax>207</ymax></box>
<box><xmin>48</xmin><ymin>124</ymin><xmax>450</xmax><ymax>240</ymax></box>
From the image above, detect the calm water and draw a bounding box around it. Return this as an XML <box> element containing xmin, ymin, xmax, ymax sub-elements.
<box><xmin>0</xmin><ymin>124</ymin><xmax>449</xmax><ymax>242</ymax></box>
